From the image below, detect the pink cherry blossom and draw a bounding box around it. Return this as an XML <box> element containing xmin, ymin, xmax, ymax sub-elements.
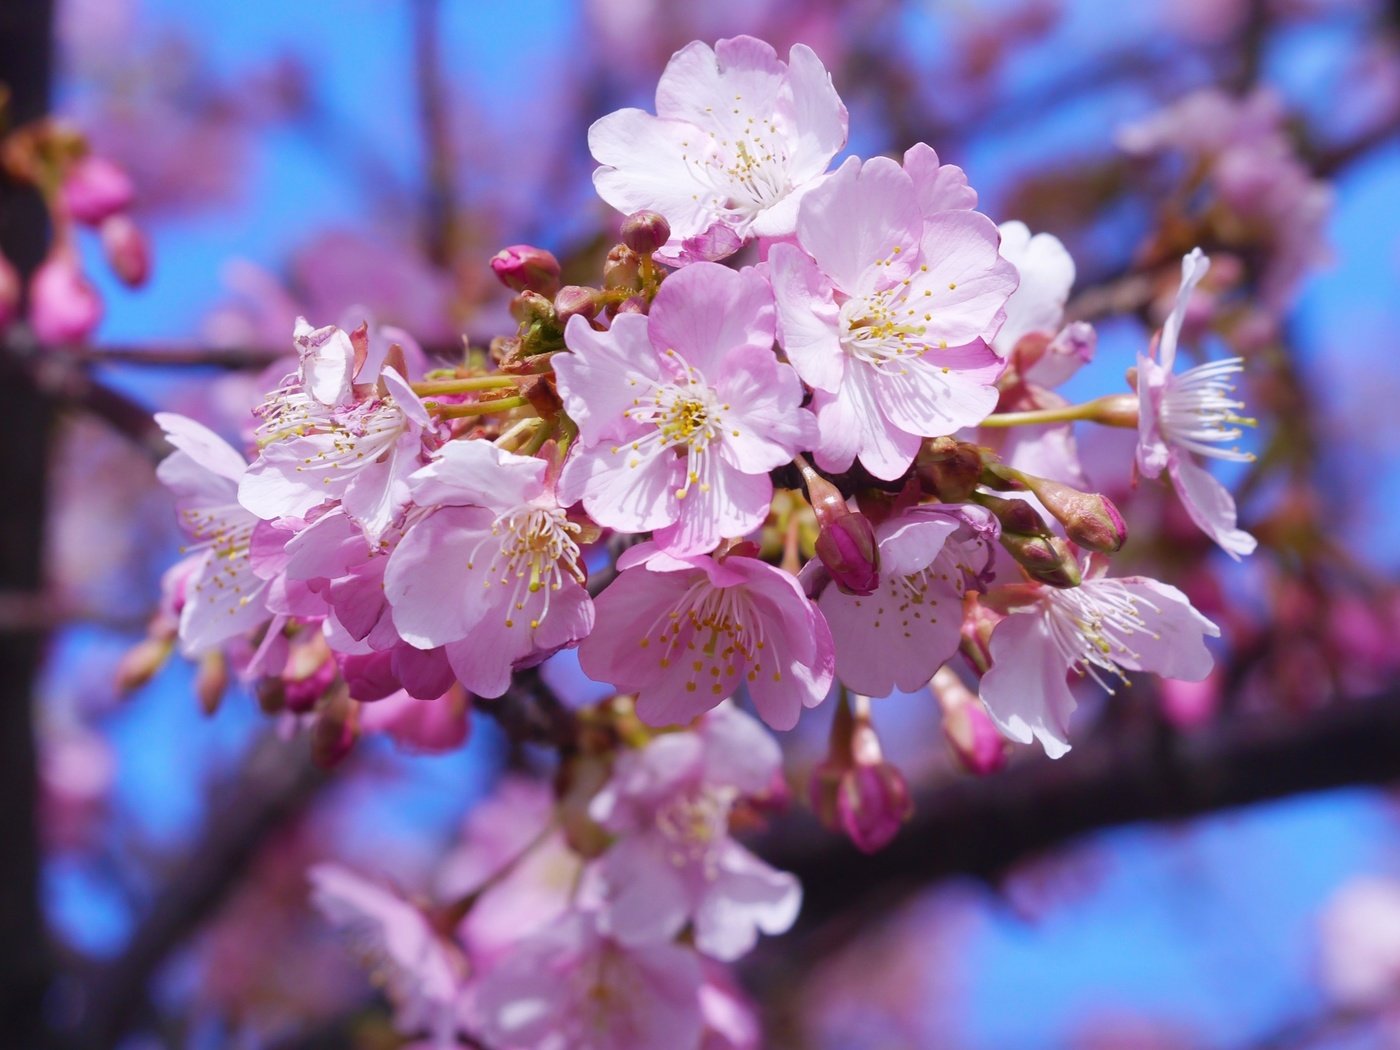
<box><xmin>589</xmin><ymin>35</ymin><xmax>847</xmax><ymax>257</ymax></box>
<box><xmin>384</xmin><ymin>439</ymin><xmax>593</xmax><ymax>699</ymax></box>
<box><xmin>555</xmin><ymin>262</ymin><xmax>814</xmax><ymax>556</ymax></box>
<box><xmin>1318</xmin><ymin>876</ymin><xmax>1400</xmax><ymax>1009</ymax></box>
<box><xmin>61</xmin><ymin>153</ymin><xmax>135</xmax><ymax>225</ymax></box>
<box><xmin>468</xmin><ymin>911</ymin><xmax>705</xmax><ymax>1050</ymax></box>
<box><xmin>357</xmin><ymin>686</ymin><xmax>471</xmax><ymax>754</ymax></box>
<box><xmin>1136</xmin><ymin>249</ymin><xmax>1258</xmax><ymax>558</ymax></box>
<box><xmin>308</xmin><ymin>863</ymin><xmax>466</xmax><ymax>1047</ymax></box>
<box><xmin>991</xmin><ymin>221</ymin><xmax>1076</xmax><ymax>359</ymax></box>
<box><xmin>28</xmin><ymin>250</ymin><xmax>103</xmax><ymax>345</ymax></box>
<box><xmin>587</xmin><ymin>704</ymin><xmax>800</xmax><ymax>960</ymax></box>
<box><xmin>813</xmin><ymin>505</ymin><xmax>995</xmax><ymax>697</ymax></box>
<box><xmin>240</xmin><ymin>363</ymin><xmax>431</xmax><ymax>541</ymax></box>
<box><xmin>155</xmin><ymin>412</ymin><xmax>271</xmax><ymax>656</ymax></box>
<box><xmin>770</xmin><ymin>154</ymin><xmax>1016</xmax><ymax>480</ymax></box>
<box><xmin>579</xmin><ymin>544</ymin><xmax>833</xmax><ymax>730</ymax></box>
<box><xmin>979</xmin><ymin>569</ymin><xmax>1221</xmax><ymax>758</ymax></box>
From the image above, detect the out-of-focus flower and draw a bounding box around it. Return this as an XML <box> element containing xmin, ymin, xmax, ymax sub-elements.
<box><xmin>588</xmin><ymin>704</ymin><xmax>801</xmax><ymax>959</ymax></box>
<box><xmin>100</xmin><ymin>213</ymin><xmax>151</xmax><ymax>287</ymax></box>
<box><xmin>61</xmin><ymin>153</ymin><xmax>135</xmax><ymax>225</ymax></box>
<box><xmin>1318</xmin><ymin>876</ymin><xmax>1400</xmax><ymax>1009</ymax></box>
<box><xmin>28</xmin><ymin>250</ymin><xmax>102</xmax><ymax>344</ymax></box>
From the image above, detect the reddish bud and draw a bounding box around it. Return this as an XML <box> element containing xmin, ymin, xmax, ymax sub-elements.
<box><xmin>554</xmin><ymin>284</ymin><xmax>601</xmax><ymax>323</ymax></box>
<box><xmin>1020</xmin><ymin>476</ymin><xmax>1127</xmax><ymax>554</ymax></box>
<box><xmin>195</xmin><ymin>651</ymin><xmax>228</xmax><ymax>717</ymax></box>
<box><xmin>28</xmin><ymin>252</ymin><xmax>102</xmax><ymax>344</ymax></box>
<box><xmin>0</xmin><ymin>251</ymin><xmax>19</xmax><ymax>329</ymax></box>
<box><xmin>509</xmin><ymin>290</ymin><xmax>555</xmax><ymax>326</ymax></box>
<box><xmin>490</xmin><ymin>244</ymin><xmax>561</xmax><ymax>297</ymax></box>
<box><xmin>100</xmin><ymin>214</ymin><xmax>151</xmax><ymax>287</ymax></box>
<box><xmin>620</xmin><ymin>210</ymin><xmax>671</xmax><ymax>255</ymax></box>
<box><xmin>283</xmin><ymin>637</ymin><xmax>338</xmax><ymax>714</ymax></box>
<box><xmin>603</xmin><ymin>244</ymin><xmax>641</xmax><ymax>290</ymax></box>
<box><xmin>810</xmin><ymin>693</ymin><xmax>912</xmax><ymax>853</ymax></box>
<box><xmin>814</xmin><ymin>514</ymin><xmax>880</xmax><ymax>596</ymax></box>
<box><xmin>115</xmin><ymin>636</ymin><xmax>173</xmax><ymax>692</ymax></box>
<box><xmin>1001</xmin><ymin>531</ymin><xmax>1082</xmax><ymax>588</ymax></box>
<box><xmin>933</xmin><ymin>667</ymin><xmax>1006</xmax><ymax>775</ymax></box>
<box><xmin>61</xmin><ymin>154</ymin><xmax>134</xmax><ymax>225</ymax></box>
<box><xmin>613</xmin><ymin>294</ymin><xmax>648</xmax><ymax>316</ymax></box>
<box><xmin>310</xmin><ymin>689</ymin><xmax>360</xmax><ymax>768</ymax></box>
<box><xmin>916</xmin><ymin>437</ymin><xmax>984</xmax><ymax>502</ymax></box>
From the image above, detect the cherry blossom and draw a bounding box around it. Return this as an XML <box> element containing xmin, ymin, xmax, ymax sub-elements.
<box><xmin>589</xmin><ymin>35</ymin><xmax>847</xmax><ymax>257</ymax></box>
<box><xmin>587</xmin><ymin>704</ymin><xmax>800</xmax><ymax>960</ymax></box>
<box><xmin>155</xmin><ymin>412</ymin><xmax>270</xmax><ymax>656</ymax></box>
<box><xmin>813</xmin><ymin>505</ymin><xmax>996</xmax><ymax>698</ymax></box>
<box><xmin>1136</xmin><ymin>248</ymin><xmax>1258</xmax><ymax>558</ymax></box>
<box><xmin>769</xmin><ymin>154</ymin><xmax>1017</xmax><ymax>479</ymax></box>
<box><xmin>555</xmin><ymin>261</ymin><xmax>814</xmax><ymax>556</ymax></box>
<box><xmin>468</xmin><ymin>911</ymin><xmax>705</xmax><ymax>1050</ymax></box>
<box><xmin>979</xmin><ymin>568</ymin><xmax>1220</xmax><ymax>758</ymax></box>
<box><xmin>579</xmin><ymin>543</ymin><xmax>833</xmax><ymax>730</ymax></box>
<box><xmin>384</xmin><ymin>439</ymin><xmax>593</xmax><ymax>698</ymax></box>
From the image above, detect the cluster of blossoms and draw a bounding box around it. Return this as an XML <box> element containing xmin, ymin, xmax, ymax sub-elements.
<box><xmin>137</xmin><ymin>36</ymin><xmax>1261</xmax><ymax>1047</ymax></box>
<box><xmin>0</xmin><ymin>116</ymin><xmax>151</xmax><ymax>343</ymax></box>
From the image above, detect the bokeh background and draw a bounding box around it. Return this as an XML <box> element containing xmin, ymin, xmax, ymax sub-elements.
<box><xmin>5</xmin><ymin>0</ymin><xmax>1400</xmax><ymax>1046</ymax></box>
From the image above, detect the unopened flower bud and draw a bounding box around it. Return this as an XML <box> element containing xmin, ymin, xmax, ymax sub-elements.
<box><xmin>976</xmin><ymin>491</ymin><xmax>1049</xmax><ymax>537</ymax></box>
<box><xmin>310</xmin><ymin>687</ymin><xmax>359</xmax><ymax>768</ymax></box>
<box><xmin>1001</xmin><ymin>531</ymin><xmax>1082</xmax><ymax>588</ymax></box>
<box><xmin>0</xmin><ymin>251</ymin><xmax>19</xmax><ymax>329</ymax></box>
<box><xmin>61</xmin><ymin>154</ymin><xmax>134</xmax><ymax>225</ymax></box>
<box><xmin>916</xmin><ymin>437</ymin><xmax>984</xmax><ymax>502</ymax></box>
<box><xmin>814</xmin><ymin>515</ymin><xmax>879</xmax><ymax>596</ymax></box>
<box><xmin>810</xmin><ymin>693</ymin><xmax>912</xmax><ymax>853</ymax></box>
<box><xmin>554</xmin><ymin>284</ymin><xmax>601</xmax><ymax>323</ymax></box>
<box><xmin>490</xmin><ymin>244</ymin><xmax>561</xmax><ymax>298</ymax></box>
<box><xmin>115</xmin><ymin>636</ymin><xmax>173</xmax><ymax>692</ymax></box>
<box><xmin>28</xmin><ymin>252</ymin><xmax>102</xmax><ymax>344</ymax></box>
<box><xmin>960</xmin><ymin>595</ymin><xmax>1000</xmax><ymax>674</ymax></box>
<box><xmin>613</xmin><ymin>294</ymin><xmax>648</xmax><ymax>316</ymax></box>
<box><xmin>1086</xmin><ymin>392</ymin><xmax>1140</xmax><ymax>428</ymax></box>
<box><xmin>620</xmin><ymin>210</ymin><xmax>670</xmax><ymax>255</ymax></box>
<box><xmin>933</xmin><ymin>667</ymin><xmax>1006</xmax><ymax>775</ymax></box>
<box><xmin>509</xmin><ymin>290</ymin><xmax>556</xmax><ymax>327</ymax></box>
<box><xmin>284</xmin><ymin>638</ymin><xmax>338</xmax><ymax>714</ymax></box>
<box><xmin>603</xmin><ymin>244</ymin><xmax>642</xmax><ymax>291</ymax></box>
<box><xmin>195</xmin><ymin>651</ymin><xmax>228</xmax><ymax>717</ymax></box>
<box><xmin>1019</xmin><ymin>476</ymin><xmax>1127</xmax><ymax>554</ymax></box>
<box><xmin>100</xmin><ymin>214</ymin><xmax>151</xmax><ymax>287</ymax></box>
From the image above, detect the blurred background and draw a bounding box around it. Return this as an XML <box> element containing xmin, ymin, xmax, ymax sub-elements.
<box><xmin>3</xmin><ymin>0</ymin><xmax>1400</xmax><ymax>1046</ymax></box>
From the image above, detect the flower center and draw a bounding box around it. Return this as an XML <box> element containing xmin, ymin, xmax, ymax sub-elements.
<box><xmin>838</xmin><ymin>261</ymin><xmax>947</xmax><ymax>374</ymax></box>
<box><xmin>655</xmin><ymin>786</ymin><xmax>735</xmax><ymax>874</ymax></box>
<box><xmin>682</xmin><ymin>116</ymin><xmax>793</xmax><ymax>227</ymax></box>
<box><xmin>638</xmin><ymin>579</ymin><xmax>773</xmax><ymax>698</ymax></box>
<box><xmin>619</xmin><ymin>351</ymin><xmax>734</xmax><ymax>501</ymax></box>
<box><xmin>1044</xmin><ymin>582</ymin><xmax>1161</xmax><ymax>692</ymax></box>
<box><xmin>470</xmin><ymin>506</ymin><xmax>584</xmax><ymax>630</ymax></box>
<box><xmin>1159</xmin><ymin>357</ymin><xmax>1256</xmax><ymax>463</ymax></box>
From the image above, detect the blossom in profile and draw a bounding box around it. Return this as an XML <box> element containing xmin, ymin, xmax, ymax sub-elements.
<box><xmin>1318</xmin><ymin>876</ymin><xmax>1400</xmax><ymax>1010</ymax></box>
<box><xmin>979</xmin><ymin>567</ymin><xmax>1220</xmax><ymax>757</ymax></box>
<box><xmin>589</xmin><ymin>35</ymin><xmax>847</xmax><ymax>258</ymax></box>
<box><xmin>811</xmin><ymin>504</ymin><xmax>995</xmax><ymax>698</ymax></box>
<box><xmin>769</xmin><ymin>154</ymin><xmax>1016</xmax><ymax>479</ymax></box>
<box><xmin>308</xmin><ymin>864</ymin><xmax>466</xmax><ymax>1047</ymax></box>
<box><xmin>555</xmin><ymin>262</ymin><xmax>813</xmax><ymax>556</ymax></box>
<box><xmin>155</xmin><ymin>412</ymin><xmax>270</xmax><ymax>655</ymax></box>
<box><xmin>1136</xmin><ymin>248</ymin><xmax>1258</xmax><ymax>558</ymax></box>
<box><xmin>587</xmin><ymin>704</ymin><xmax>801</xmax><ymax>960</ymax></box>
<box><xmin>579</xmin><ymin>543</ymin><xmax>833</xmax><ymax>729</ymax></box>
<box><xmin>384</xmin><ymin>439</ymin><xmax>593</xmax><ymax>698</ymax></box>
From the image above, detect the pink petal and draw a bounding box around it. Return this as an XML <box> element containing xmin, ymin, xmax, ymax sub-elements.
<box><xmin>1167</xmin><ymin>454</ymin><xmax>1258</xmax><ymax>559</ymax></box>
<box><xmin>903</xmin><ymin>142</ymin><xmax>977</xmax><ymax>214</ymax></box>
<box><xmin>555</xmin><ymin>313</ymin><xmax>663</xmax><ymax>447</ymax></box>
<box><xmin>980</xmin><ymin>610</ymin><xmax>1076</xmax><ymax>759</ymax></box>
<box><xmin>647</xmin><ymin>262</ymin><xmax>775</xmax><ymax>381</ymax></box>
<box><xmin>768</xmin><ymin>242</ymin><xmax>846</xmax><ymax>393</ymax></box>
<box><xmin>796</xmin><ymin>155</ymin><xmax>920</xmax><ymax>294</ymax></box>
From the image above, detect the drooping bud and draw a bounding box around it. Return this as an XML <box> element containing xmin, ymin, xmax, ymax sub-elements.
<box><xmin>0</xmin><ymin>251</ymin><xmax>19</xmax><ymax>329</ymax></box>
<box><xmin>795</xmin><ymin>455</ymin><xmax>879</xmax><ymax>595</ymax></box>
<box><xmin>933</xmin><ymin>667</ymin><xmax>1006</xmax><ymax>775</ymax></box>
<box><xmin>1000</xmin><ymin>530</ymin><xmax>1082</xmax><ymax>588</ymax></box>
<box><xmin>194</xmin><ymin>651</ymin><xmax>229</xmax><ymax>717</ymax></box>
<box><xmin>310</xmin><ymin>686</ymin><xmax>359</xmax><ymax>769</ymax></box>
<box><xmin>554</xmin><ymin>284</ymin><xmax>601</xmax><ymax>323</ymax></box>
<box><xmin>100</xmin><ymin>214</ymin><xmax>151</xmax><ymax>287</ymax></box>
<box><xmin>283</xmin><ymin>635</ymin><xmax>338</xmax><ymax>714</ymax></box>
<box><xmin>809</xmin><ymin>693</ymin><xmax>912</xmax><ymax>854</ymax></box>
<box><xmin>61</xmin><ymin>154</ymin><xmax>135</xmax><ymax>225</ymax></box>
<box><xmin>620</xmin><ymin>210</ymin><xmax>670</xmax><ymax>256</ymax></box>
<box><xmin>115</xmin><ymin>636</ymin><xmax>173</xmax><ymax>692</ymax></box>
<box><xmin>1017</xmin><ymin>476</ymin><xmax>1127</xmax><ymax>554</ymax></box>
<box><xmin>916</xmin><ymin>437</ymin><xmax>984</xmax><ymax>503</ymax></box>
<box><xmin>490</xmin><ymin>244</ymin><xmax>561</xmax><ymax>297</ymax></box>
<box><xmin>603</xmin><ymin>244</ymin><xmax>642</xmax><ymax>291</ymax></box>
<box><xmin>28</xmin><ymin>251</ymin><xmax>102</xmax><ymax>344</ymax></box>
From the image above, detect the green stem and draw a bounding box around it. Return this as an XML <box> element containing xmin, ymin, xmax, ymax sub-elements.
<box><xmin>411</xmin><ymin>375</ymin><xmax>518</xmax><ymax>396</ymax></box>
<box><xmin>428</xmin><ymin>395</ymin><xmax>530</xmax><ymax>419</ymax></box>
<box><xmin>978</xmin><ymin>394</ymin><xmax>1139</xmax><ymax>429</ymax></box>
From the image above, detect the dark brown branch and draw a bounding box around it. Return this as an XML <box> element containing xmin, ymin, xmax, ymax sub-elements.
<box><xmin>765</xmin><ymin>686</ymin><xmax>1400</xmax><ymax>937</ymax></box>
<box><xmin>67</xmin><ymin>732</ymin><xmax>327</xmax><ymax>1050</ymax></box>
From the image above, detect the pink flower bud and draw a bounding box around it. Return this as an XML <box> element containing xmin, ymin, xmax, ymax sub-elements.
<box><xmin>490</xmin><ymin>244</ymin><xmax>561</xmax><ymax>297</ymax></box>
<box><xmin>1001</xmin><ymin>531</ymin><xmax>1082</xmax><ymax>588</ymax></box>
<box><xmin>814</xmin><ymin>513</ymin><xmax>879</xmax><ymax>596</ymax></box>
<box><xmin>28</xmin><ymin>253</ymin><xmax>102</xmax><ymax>344</ymax></box>
<box><xmin>311</xmin><ymin>688</ymin><xmax>359</xmax><ymax>768</ymax></box>
<box><xmin>115</xmin><ymin>636</ymin><xmax>173</xmax><ymax>692</ymax></box>
<box><xmin>620</xmin><ymin>210</ymin><xmax>670</xmax><ymax>255</ymax></box>
<box><xmin>554</xmin><ymin>284</ymin><xmax>601</xmax><ymax>322</ymax></box>
<box><xmin>1017</xmin><ymin>475</ymin><xmax>1126</xmax><ymax>554</ymax></box>
<box><xmin>836</xmin><ymin>760</ymin><xmax>912</xmax><ymax>854</ymax></box>
<box><xmin>933</xmin><ymin>667</ymin><xmax>1006</xmax><ymax>775</ymax></box>
<box><xmin>603</xmin><ymin>244</ymin><xmax>641</xmax><ymax>290</ymax></box>
<box><xmin>195</xmin><ymin>651</ymin><xmax>228</xmax><ymax>717</ymax></box>
<box><xmin>61</xmin><ymin>154</ymin><xmax>135</xmax><ymax>225</ymax></box>
<box><xmin>509</xmin><ymin>289</ymin><xmax>555</xmax><ymax>326</ymax></box>
<box><xmin>613</xmin><ymin>294</ymin><xmax>648</xmax><ymax>316</ymax></box>
<box><xmin>0</xmin><ymin>251</ymin><xmax>19</xmax><ymax>329</ymax></box>
<box><xmin>100</xmin><ymin>214</ymin><xmax>151</xmax><ymax>287</ymax></box>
